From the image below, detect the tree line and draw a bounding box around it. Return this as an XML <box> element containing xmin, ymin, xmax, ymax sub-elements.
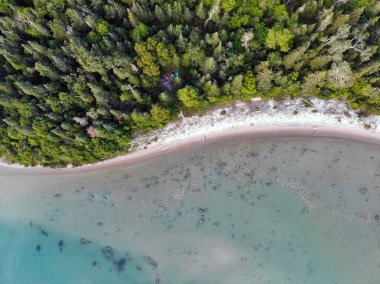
<box><xmin>0</xmin><ymin>0</ymin><xmax>379</xmax><ymax>166</ymax></box>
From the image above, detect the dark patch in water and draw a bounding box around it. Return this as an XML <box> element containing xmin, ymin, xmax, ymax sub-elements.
<box><xmin>102</xmin><ymin>193</ymin><xmax>110</xmax><ymax>201</ymax></box>
<box><xmin>358</xmin><ymin>187</ymin><xmax>368</xmax><ymax>195</ymax></box>
<box><xmin>301</xmin><ymin>207</ymin><xmax>308</xmax><ymax>215</ymax></box>
<box><xmin>39</xmin><ymin>228</ymin><xmax>48</xmax><ymax>237</ymax></box>
<box><xmin>80</xmin><ymin>238</ymin><xmax>91</xmax><ymax>245</ymax></box>
<box><xmin>113</xmin><ymin>257</ymin><xmax>127</xmax><ymax>272</ymax></box>
<box><xmin>58</xmin><ymin>240</ymin><xmax>65</xmax><ymax>252</ymax></box>
<box><xmin>198</xmin><ymin>208</ymin><xmax>206</xmax><ymax>214</ymax></box>
<box><xmin>144</xmin><ymin>256</ymin><xmax>158</xmax><ymax>268</ymax></box>
<box><xmin>54</xmin><ymin>193</ymin><xmax>61</xmax><ymax>198</ymax></box>
<box><xmin>144</xmin><ymin>256</ymin><xmax>160</xmax><ymax>283</ymax></box>
<box><xmin>256</xmin><ymin>194</ymin><xmax>266</xmax><ymax>201</ymax></box>
<box><xmin>36</xmin><ymin>244</ymin><xmax>41</xmax><ymax>252</ymax></box>
<box><xmin>102</xmin><ymin>246</ymin><xmax>114</xmax><ymax>260</ymax></box>
<box><xmin>212</xmin><ymin>184</ymin><xmax>221</xmax><ymax>191</ymax></box>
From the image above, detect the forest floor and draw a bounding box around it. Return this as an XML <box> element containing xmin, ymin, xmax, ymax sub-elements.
<box><xmin>1</xmin><ymin>97</ymin><xmax>380</xmax><ymax>171</ymax></box>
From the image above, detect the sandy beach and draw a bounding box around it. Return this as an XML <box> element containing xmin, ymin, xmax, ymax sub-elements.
<box><xmin>1</xmin><ymin>97</ymin><xmax>380</xmax><ymax>172</ymax></box>
<box><xmin>1</xmin><ymin>124</ymin><xmax>380</xmax><ymax>174</ymax></box>
<box><xmin>65</xmin><ymin>125</ymin><xmax>380</xmax><ymax>170</ymax></box>
<box><xmin>72</xmin><ymin>124</ymin><xmax>380</xmax><ymax>172</ymax></box>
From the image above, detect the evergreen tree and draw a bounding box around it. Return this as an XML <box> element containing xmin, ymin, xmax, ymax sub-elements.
<box><xmin>178</xmin><ymin>86</ymin><xmax>202</xmax><ymax>108</ymax></box>
<box><xmin>266</xmin><ymin>26</ymin><xmax>294</xmax><ymax>52</ymax></box>
<box><xmin>203</xmin><ymin>81</ymin><xmax>221</xmax><ymax>102</ymax></box>
<box><xmin>241</xmin><ymin>71</ymin><xmax>257</xmax><ymax>96</ymax></box>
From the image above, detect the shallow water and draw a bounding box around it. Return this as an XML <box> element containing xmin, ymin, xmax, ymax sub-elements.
<box><xmin>0</xmin><ymin>137</ymin><xmax>379</xmax><ymax>284</ymax></box>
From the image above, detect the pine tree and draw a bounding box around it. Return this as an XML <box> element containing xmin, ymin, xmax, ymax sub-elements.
<box><xmin>241</xmin><ymin>71</ymin><xmax>257</xmax><ymax>96</ymax></box>
<box><xmin>154</xmin><ymin>5</ymin><xmax>165</xmax><ymax>23</ymax></box>
<box><xmin>256</xmin><ymin>62</ymin><xmax>273</xmax><ymax>93</ymax></box>
<box><xmin>203</xmin><ymin>81</ymin><xmax>221</xmax><ymax>102</ymax></box>
<box><xmin>127</xmin><ymin>8</ymin><xmax>140</xmax><ymax>27</ymax></box>
<box><xmin>173</xmin><ymin>1</ymin><xmax>183</xmax><ymax>22</ymax></box>
<box><xmin>328</xmin><ymin>61</ymin><xmax>353</xmax><ymax>88</ymax></box>
<box><xmin>282</xmin><ymin>44</ymin><xmax>309</xmax><ymax>70</ymax></box>
<box><xmin>201</xmin><ymin>57</ymin><xmax>217</xmax><ymax>74</ymax></box>
<box><xmin>196</xmin><ymin>2</ymin><xmax>206</xmax><ymax>19</ymax></box>
<box><xmin>176</xmin><ymin>33</ymin><xmax>187</xmax><ymax>52</ymax></box>
<box><xmin>309</xmin><ymin>55</ymin><xmax>332</xmax><ymax>70</ymax></box>
<box><xmin>302</xmin><ymin>71</ymin><xmax>327</xmax><ymax>94</ymax></box>
<box><xmin>230</xmin><ymin>75</ymin><xmax>243</xmax><ymax>97</ymax></box>
<box><xmin>177</xmin><ymin>86</ymin><xmax>201</xmax><ymax>108</ymax></box>
<box><xmin>266</xmin><ymin>26</ymin><xmax>294</xmax><ymax>52</ymax></box>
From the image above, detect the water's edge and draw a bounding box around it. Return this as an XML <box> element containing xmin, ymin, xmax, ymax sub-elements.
<box><xmin>1</xmin><ymin>125</ymin><xmax>380</xmax><ymax>174</ymax></box>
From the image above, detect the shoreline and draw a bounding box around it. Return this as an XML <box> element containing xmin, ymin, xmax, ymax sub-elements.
<box><xmin>1</xmin><ymin>97</ymin><xmax>380</xmax><ymax>173</ymax></box>
<box><xmin>77</xmin><ymin>124</ymin><xmax>380</xmax><ymax>172</ymax></box>
<box><xmin>1</xmin><ymin>124</ymin><xmax>380</xmax><ymax>174</ymax></box>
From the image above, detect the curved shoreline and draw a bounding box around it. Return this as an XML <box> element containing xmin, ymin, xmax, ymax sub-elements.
<box><xmin>2</xmin><ymin>97</ymin><xmax>380</xmax><ymax>173</ymax></box>
<box><xmin>1</xmin><ymin>124</ymin><xmax>380</xmax><ymax>174</ymax></box>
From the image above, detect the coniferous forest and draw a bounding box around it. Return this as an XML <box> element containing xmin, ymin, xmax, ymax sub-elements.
<box><xmin>0</xmin><ymin>0</ymin><xmax>379</xmax><ymax>166</ymax></box>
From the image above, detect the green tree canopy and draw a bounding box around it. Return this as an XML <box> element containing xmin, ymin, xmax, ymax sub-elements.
<box><xmin>266</xmin><ymin>26</ymin><xmax>294</xmax><ymax>52</ymax></box>
<box><xmin>177</xmin><ymin>86</ymin><xmax>202</xmax><ymax>108</ymax></box>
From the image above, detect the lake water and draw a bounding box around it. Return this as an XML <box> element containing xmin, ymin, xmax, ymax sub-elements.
<box><xmin>0</xmin><ymin>137</ymin><xmax>379</xmax><ymax>284</ymax></box>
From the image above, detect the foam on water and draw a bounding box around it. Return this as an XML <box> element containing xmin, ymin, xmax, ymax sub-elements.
<box><xmin>0</xmin><ymin>137</ymin><xmax>379</xmax><ymax>283</ymax></box>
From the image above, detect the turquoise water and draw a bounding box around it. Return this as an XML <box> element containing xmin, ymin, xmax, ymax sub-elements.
<box><xmin>0</xmin><ymin>137</ymin><xmax>379</xmax><ymax>283</ymax></box>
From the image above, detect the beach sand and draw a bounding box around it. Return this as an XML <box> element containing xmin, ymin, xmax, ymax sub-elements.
<box><xmin>1</xmin><ymin>124</ymin><xmax>380</xmax><ymax>174</ymax></box>
<box><xmin>68</xmin><ymin>125</ymin><xmax>380</xmax><ymax>171</ymax></box>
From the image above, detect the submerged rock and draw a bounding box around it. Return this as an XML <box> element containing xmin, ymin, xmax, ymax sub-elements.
<box><xmin>92</xmin><ymin>261</ymin><xmax>98</xmax><ymax>267</ymax></box>
<box><xmin>102</xmin><ymin>246</ymin><xmax>114</xmax><ymax>260</ymax></box>
<box><xmin>40</xmin><ymin>228</ymin><xmax>48</xmax><ymax>237</ymax></box>
<box><xmin>113</xmin><ymin>257</ymin><xmax>128</xmax><ymax>272</ymax></box>
<box><xmin>58</xmin><ymin>240</ymin><xmax>65</xmax><ymax>252</ymax></box>
<box><xmin>144</xmin><ymin>256</ymin><xmax>158</xmax><ymax>268</ymax></box>
<box><xmin>358</xmin><ymin>187</ymin><xmax>368</xmax><ymax>195</ymax></box>
<box><xmin>80</xmin><ymin>238</ymin><xmax>91</xmax><ymax>245</ymax></box>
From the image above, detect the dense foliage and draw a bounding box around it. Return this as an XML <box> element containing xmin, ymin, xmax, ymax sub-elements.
<box><xmin>0</xmin><ymin>0</ymin><xmax>379</xmax><ymax>166</ymax></box>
